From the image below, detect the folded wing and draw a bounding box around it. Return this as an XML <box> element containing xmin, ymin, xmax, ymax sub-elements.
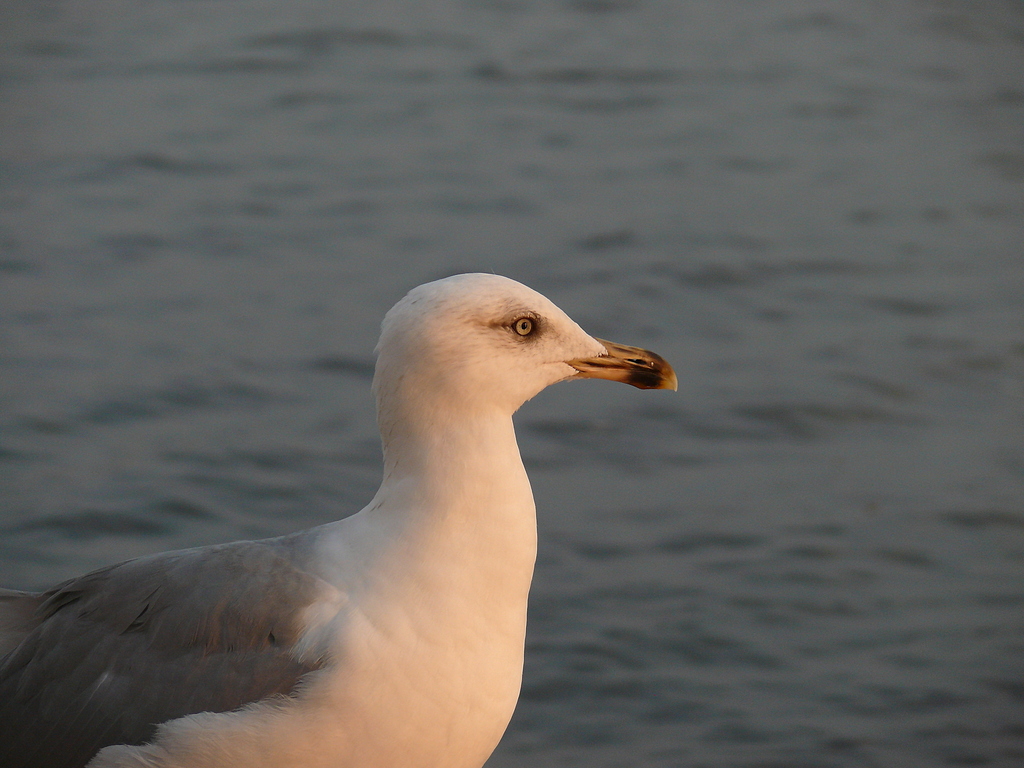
<box><xmin>0</xmin><ymin>540</ymin><xmax>330</xmax><ymax>768</ymax></box>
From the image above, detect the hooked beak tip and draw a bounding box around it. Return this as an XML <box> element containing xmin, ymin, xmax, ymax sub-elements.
<box><xmin>569</xmin><ymin>338</ymin><xmax>677</xmax><ymax>391</ymax></box>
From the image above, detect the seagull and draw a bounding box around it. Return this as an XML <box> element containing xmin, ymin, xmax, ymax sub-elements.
<box><xmin>0</xmin><ymin>273</ymin><xmax>676</xmax><ymax>768</ymax></box>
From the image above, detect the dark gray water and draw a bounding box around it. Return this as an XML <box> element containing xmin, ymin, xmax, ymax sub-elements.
<box><xmin>2</xmin><ymin>1</ymin><xmax>1023</xmax><ymax>766</ymax></box>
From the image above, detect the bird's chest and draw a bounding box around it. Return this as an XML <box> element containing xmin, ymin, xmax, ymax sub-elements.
<box><xmin>322</xmin><ymin>567</ymin><xmax>530</xmax><ymax>767</ymax></box>
<box><xmin>303</xmin><ymin>482</ymin><xmax>538</xmax><ymax>766</ymax></box>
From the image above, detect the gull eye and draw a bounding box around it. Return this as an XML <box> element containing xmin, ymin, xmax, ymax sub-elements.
<box><xmin>513</xmin><ymin>317</ymin><xmax>534</xmax><ymax>337</ymax></box>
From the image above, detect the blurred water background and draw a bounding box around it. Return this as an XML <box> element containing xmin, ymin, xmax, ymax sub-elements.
<box><xmin>2</xmin><ymin>0</ymin><xmax>1023</xmax><ymax>766</ymax></box>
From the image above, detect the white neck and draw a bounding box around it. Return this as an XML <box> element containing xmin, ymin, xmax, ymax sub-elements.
<box><xmin>299</xmin><ymin>403</ymin><xmax>538</xmax><ymax>766</ymax></box>
<box><xmin>368</xmin><ymin>402</ymin><xmax>538</xmax><ymax>593</ymax></box>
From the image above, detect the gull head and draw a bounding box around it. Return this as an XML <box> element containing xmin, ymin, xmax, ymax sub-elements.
<box><xmin>373</xmin><ymin>274</ymin><xmax>675</xmax><ymax>422</ymax></box>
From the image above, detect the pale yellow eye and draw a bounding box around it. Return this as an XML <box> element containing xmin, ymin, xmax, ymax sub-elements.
<box><xmin>513</xmin><ymin>317</ymin><xmax>534</xmax><ymax>336</ymax></box>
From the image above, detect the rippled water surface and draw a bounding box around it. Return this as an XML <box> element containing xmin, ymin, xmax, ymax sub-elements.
<box><xmin>2</xmin><ymin>1</ymin><xmax>1023</xmax><ymax>766</ymax></box>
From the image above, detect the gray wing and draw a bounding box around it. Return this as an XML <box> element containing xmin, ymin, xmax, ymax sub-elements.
<box><xmin>0</xmin><ymin>539</ymin><xmax>329</xmax><ymax>768</ymax></box>
<box><xmin>0</xmin><ymin>588</ymin><xmax>44</xmax><ymax>657</ymax></box>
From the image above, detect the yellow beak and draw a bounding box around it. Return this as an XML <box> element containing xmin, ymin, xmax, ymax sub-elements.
<box><xmin>567</xmin><ymin>339</ymin><xmax>678</xmax><ymax>391</ymax></box>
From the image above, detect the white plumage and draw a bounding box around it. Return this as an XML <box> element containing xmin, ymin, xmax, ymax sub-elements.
<box><xmin>0</xmin><ymin>273</ymin><xmax>676</xmax><ymax>768</ymax></box>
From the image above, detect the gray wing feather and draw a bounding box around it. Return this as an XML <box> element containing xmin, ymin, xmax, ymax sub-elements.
<box><xmin>0</xmin><ymin>588</ymin><xmax>44</xmax><ymax>656</ymax></box>
<box><xmin>0</xmin><ymin>539</ymin><xmax>329</xmax><ymax>768</ymax></box>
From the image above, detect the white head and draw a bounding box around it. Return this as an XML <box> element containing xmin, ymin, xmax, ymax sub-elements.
<box><xmin>372</xmin><ymin>274</ymin><xmax>676</xmax><ymax>433</ymax></box>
